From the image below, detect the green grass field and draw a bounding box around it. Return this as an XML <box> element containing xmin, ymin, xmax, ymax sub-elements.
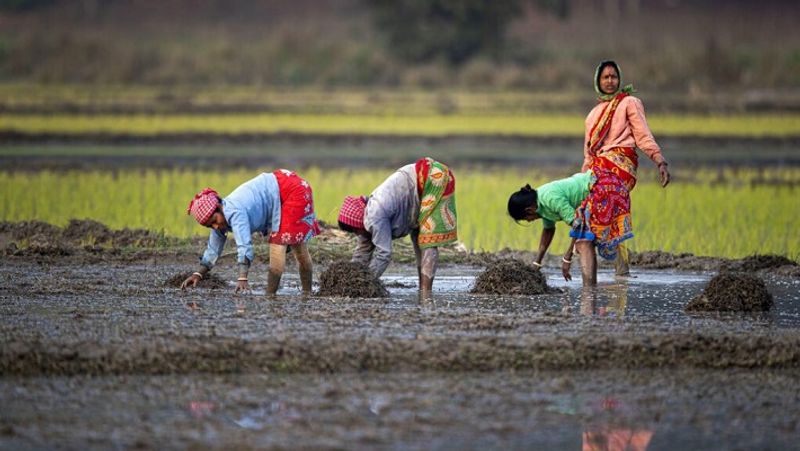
<box><xmin>2</xmin><ymin>167</ymin><xmax>797</xmax><ymax>260</ymax></box>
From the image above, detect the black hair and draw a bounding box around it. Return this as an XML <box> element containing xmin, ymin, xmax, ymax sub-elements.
<box><xmin>507</xmin><ymin>184</ymin><xmax>538</xmax><ymax>221</ymax></box>
<box><xmin>338</xmin><ymin>220</ymin><xmax>361</xmax><ymax>234</ymax></box>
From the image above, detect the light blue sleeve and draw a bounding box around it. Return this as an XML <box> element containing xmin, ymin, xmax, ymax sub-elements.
<box><xmin>200</xmin><ymin>229</ymin><xmax>227</xmax><ymax>269</ymax></box>
<box><xmin>228</xmin><ymin>211</ymin><xmax>254</xmax><ymax>264</ymax></box>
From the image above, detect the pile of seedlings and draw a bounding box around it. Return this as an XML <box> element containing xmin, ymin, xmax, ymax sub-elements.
<box><xmin>471</xmin><ymin>258</ymin><xmax>549</xmax><ymax>295</ymax></box>
<box><xmin>317</xmin><ymin>261</ymin><xmax>389</xmax><ymax>298</ymax></box>
<box><xmin>685</xmin><ymin>272</ymin><xmax>773</xmax><ymax>312</ymax></box>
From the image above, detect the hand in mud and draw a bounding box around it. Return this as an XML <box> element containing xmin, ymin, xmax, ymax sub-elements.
<box><xmin>234</xmin><ymin>279</ymin><xmax>251</xmax><ymax>294</ymax></box>
<box><xmin>180</xmin><ymin>274</ymin><xmax>201</xmax><ymax>290</ymax></box>
<box><xmin>562</xmin><ymin>260</ymin><xmax>572</xmax><ymax>281</ymax></box>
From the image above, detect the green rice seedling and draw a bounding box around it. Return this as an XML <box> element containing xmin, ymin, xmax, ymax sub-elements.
<box><xmin>0</xmin><ymin>167</ymin><xmax>797</xmax><ymax>260</ymax></box>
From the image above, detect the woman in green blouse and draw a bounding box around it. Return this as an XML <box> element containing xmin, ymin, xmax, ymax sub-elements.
<box><xmin>507</xmin><ymin>169</ymin><xmax>633</xmax><ymax>286</ymax></box>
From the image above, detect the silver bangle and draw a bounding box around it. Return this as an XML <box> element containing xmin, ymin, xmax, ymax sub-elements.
<box><xmin>192</xmin><ymin>272</ymin><xmax>203</xmax><ymax>279</ymax></box>
<box><xmin>562</xmin><ymin>257</ymin><xmax>572</xmax><ymax>264</ymax></box>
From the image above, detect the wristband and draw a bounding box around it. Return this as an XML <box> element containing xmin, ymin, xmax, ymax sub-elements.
<box><xmin>531</xmin><ymin>261</ymin><xmax>542</xmax><ymax>268</ymax></box>
<box><xmin>562</xmin><ymin>257</ymin><xmax>572</xmax><ymax>264</ymax></box>
<box><xmin>192</xmin><ymin>272</ymin><xmax>203</xmax><ymax>279</ymax></box>
<box><xmin>237</xmin><ymin>277</ymin><xmax>248</xmax><ymax>282</ymax></box>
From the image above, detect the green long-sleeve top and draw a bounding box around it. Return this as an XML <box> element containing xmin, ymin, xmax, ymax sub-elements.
<box><xmin>536</xmin><ymin>172</ymin><xmax>593</xmax><ymax>229</ymax></box>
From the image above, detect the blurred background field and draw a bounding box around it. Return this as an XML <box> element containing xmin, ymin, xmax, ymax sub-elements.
<box><xmin>0</xmin><ymin>0</ymin><xmax>798</xmax><ymax>260</ymax></box>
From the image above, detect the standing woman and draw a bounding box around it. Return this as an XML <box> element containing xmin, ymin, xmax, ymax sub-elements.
<box><xmin>583</xmin><ymin>60</ymin><xmax>671</xmax><ymax>275</ymax></box>
<box><xmin>337</xmin><ymin>157</ymin><xmax>458</xmax><ymax>299</ymax></box>
<box><xmin>181</xmin><ymin>169</ymin><xmax>321</xmax><ymax>295</ymax></box>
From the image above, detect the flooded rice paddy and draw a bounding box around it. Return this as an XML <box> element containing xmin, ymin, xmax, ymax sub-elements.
<box><xmin>1</xmin><ymin>252</ymin><xmax>799</xmax><ymax>449</ymax></box>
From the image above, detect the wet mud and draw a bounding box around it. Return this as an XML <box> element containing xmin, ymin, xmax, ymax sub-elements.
<box><xmin>2</xmin><ymin>256</ymin><xmax>800</xmax><ymax>376</ymax></box>
<box><xmin>0</xmin><ymin>218</ymin><xmax>799</xmax><ymax>376</ymax></box>
<box><xmin>686</xmin><ymin>273</ymin><xmax>774</xmax><ymax>313</ymax></box>
<box><xmin>470</xmin><ymin>258</ymin><xmax>551</xmax><ymax>295</ymax></box>
<box><xmin>316</xmin><ymin>261</ymin><xmax>389</xmax><ymax>298</ymax></box>
<box><xmin>2</xmin><ymin>224</ymin><xmax>800</xmax><ymax>448</ymax></box>
<box><xmin>2</xmin><ymin>369</ymin><xmax>799</xmax><ymax>450</ymax></box>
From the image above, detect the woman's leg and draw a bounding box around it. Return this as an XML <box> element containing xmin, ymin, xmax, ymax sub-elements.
<box><xmin>410</xmin><ymin>229</ymin><xmax>422</xmax><ymax>280</ymax></box>
<box><xmin>291</xmin><ymin>242</ymin><xmax>313</xmax><ymax>295</ymax></box>
<box><xmin>420</xmin><ymin>246</ymin><xmax>439</xmax><ymax>299</ymax></box>
<box><xmin>614</xmin><ymin>243</ymin><xmax>630</xmax><ymax>276</ymax></box>
<box><xmin>267</xmin><ymin>244</ymin><xmax>287</xmax><ymax>295</ymax></box>
<box><xmin>575</xmin><ymin>240</ymin><xmax>597</xmax><ymax>286</ymax></box>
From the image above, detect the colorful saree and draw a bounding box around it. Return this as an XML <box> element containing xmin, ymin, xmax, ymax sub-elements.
<box><xmin>415</xmin><ymin>157</ymin><xmax>458</xmax><ymax>249</ymax></box>
<box><xmin>569</xmin><ymin>168</ymin><xmax>633</xmax><ymax>261</ymax></box>
<box><xmin>268</xmin><ymin>169</ymin><xmax>321</xmax><ymax>245</ymax></box>
<box><xmin>587</xmin><ymin>92</ymin><xmax>639</xmax><ymax>191</ymax></box>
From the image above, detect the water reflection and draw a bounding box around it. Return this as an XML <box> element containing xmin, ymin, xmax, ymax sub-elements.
<box><xmin>579</xmin><ymin>282</ymin><xmax>630</xmax><ymax>317</ymax></box>
<box><xmin>188</xmin><ymin>401</ymin><xmax>215</xmax><ymax>418</ymax></box>
<box><xmin>582</xmin><ymin>396</ymin><xmax>654</xmax><ymax>451</ymax></box>
<box><xmin>582</xmin><ymin>426</ymin><xmax>653</xmax><ymax>451</ymax></box>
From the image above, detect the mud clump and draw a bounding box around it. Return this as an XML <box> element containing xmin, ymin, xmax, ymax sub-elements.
<box><xmin>471</xmin><ymin>258</ymin><xmax>549</xmax><ymax>295</ymax></box>
<box><xmin>686</xmin><ymin>273</ymin><xmax>773</xmax><ymax>312</ymax></box>
<box><xmin>722</xmin><ymin>254</ymin><xmax>799</xmax><ymax>272</ymax></box>
<box><xmin>164</xmin><ymin>272</ymin><xmax>228</xmax><ymax>289</ymax></box>
<box><xmin>629</xmin><ymin>250</ymin><xmax>720</xmax><ymax>271</ymax></box>
<box><xmin>0</xmin><ymin>220</ymin><xmax>62</xmax><ymax>241</ymax></box>
<box><xmin>317</xmin><ymin>261</ymin><xmax>389</xmax><ymax>298</ymax></box>
<box><xmin>1</xmin><ymin>219</ymin><xmax>168</xmax><ymax>251</ymax></box>
<box><xmin>63</xmin><ymin>219</ymin><xmax>165</xmax><ymax>247</ymax></box>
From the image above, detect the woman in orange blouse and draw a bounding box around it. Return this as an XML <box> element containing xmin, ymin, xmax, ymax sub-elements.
<box><xmin>583</xmin><ymin>60</ymin><xmax>671</xmax><ymax>275</ymax></box>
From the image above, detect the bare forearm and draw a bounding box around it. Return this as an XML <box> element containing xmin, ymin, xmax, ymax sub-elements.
<box><xmin>565</xmin><ymin>238</ymin><xmax>576</xmax><ymax>260</ymax></box>
<box><xmin>536</xmin><ymin>228</ymin><xmax>555</xmax><ymax>263</ymax></box>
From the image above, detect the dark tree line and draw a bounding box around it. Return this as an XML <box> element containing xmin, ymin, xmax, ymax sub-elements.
<box><xmin>367</xmin><ymin>0</ymin><xmax>570</xmax><ymax>65</ymax></box>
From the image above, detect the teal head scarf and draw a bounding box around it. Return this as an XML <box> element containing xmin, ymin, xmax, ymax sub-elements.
<box><xmin>594</xmin><ymin>60</ymin><xmax>635</xmax><ymax>101</ymax></box>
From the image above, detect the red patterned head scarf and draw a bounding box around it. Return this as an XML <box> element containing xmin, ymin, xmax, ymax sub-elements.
<box><xmin>338</xmin><ymin>195</ymin><xmax>367</xmax><ymax>230</ymax></box>
<box><xmin>187</xmin><ymin>188</ymin><xmax>220</xmax><ymax>225</ymax></box>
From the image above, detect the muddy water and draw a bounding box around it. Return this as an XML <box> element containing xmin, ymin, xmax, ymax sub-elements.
<box><xmin>380</xmin><ymin>267</ymin><xmax>800</xmax><ymax>327</ymax></box>
<box><xmin>2</xmin><ymin>256</ymin><xmax>800</xmax><ymax>448</ymax></box>
<box><xmin>3</xmin><ymin>259</ymin><xmax>800</xmax><ymax>374</ymax></box>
